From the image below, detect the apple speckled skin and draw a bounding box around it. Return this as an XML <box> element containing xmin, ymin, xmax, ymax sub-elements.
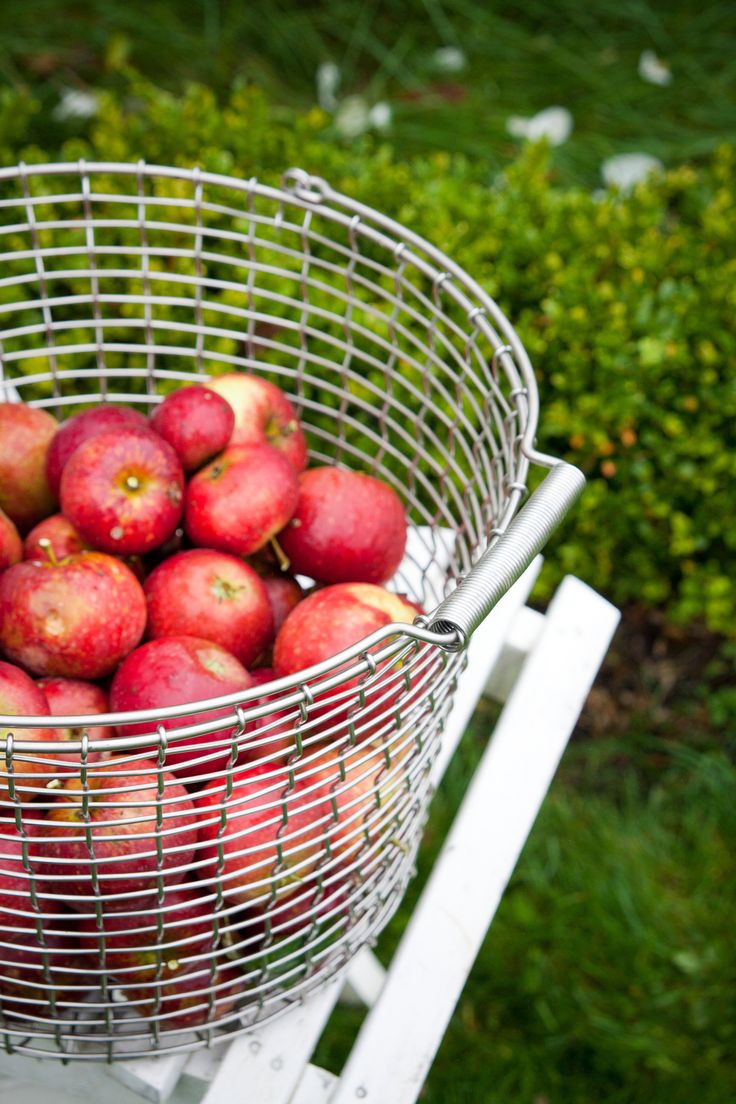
<box><xmin>76</xmin><ymin>883</ymin><xmax>217</xmax><ymax>984</ymax></box>
<box><xmin>60</xmin><ymin>428</ymin><xmax>185</xmax><ymax>556</ymax></box>
<box><xmin>30</xmin><ymin>761</ymin><xmax>198</xmax><ymax>908</ymax></box>
<box><xmin>206</xmin><ymin>373</ymin><xmax>308</xmax><ymax>472</ymax></box>
<box><xmin>0</xmin><ymin>507</ymin><xmax>23</xmax><ymax>571</ymax></box>
<box><xmin>273</xmin><ymin>583</ymin><xmax>419</xmax><ymax>738</ymax></box>
<box><xmin>273</xmin><ymin>583</ymin><xmax>417</xmax><ymax>679</ymax></box>
<box><xmin>23</xmin><ymin>513</ymin><xmax>92</xmax><ymax>562</ymax></box>
<box><xmin>0</xmin><ymin>403</ymin><xmax>57</xmax><ymax>533</ymax></box>
<box><xmin>109</xmin><ymin>635</ymin><xmax>254</xmax><ymax>783</ymax></box>
<box><xmin>0</xmin><ymin>661</ymin><xmax>55</xmax><ymax>803</ymax></box>
<box><xmin>185</xmin><ymin>443</ymin><xmax>299</xmax><ymax>558</ymax></box>
<box><xmin>149</xmin><ymin>385</ymin><xmax>235</xmax><ymax>472</ymax></box>
<box><xmin>36</xmin><ymin>677</ymin><xmax>115</xmax><ymax>756</ymax></box>
<box><xmin>0</xmin><ymin>552</ymin><xmax>147</xmax><ymax>679</ymax></box>
<box><xmin>144</xmin><ymin>549</ymin><xmax>273</xmax><ymax>669</ymax></box>
<box><xmin>45</xmin><ymin>403</ymin><xmax>149</xmax><ymax>499</ymax></box>
<box><xmin>279</xmin><ymin>466</ymin><xmax>407</xmax><ymax>585</ymax></box>
<box><xmin>196</xmin><ymin>764</ymin><xmax>327</xmax><ymax>907</ymax></box>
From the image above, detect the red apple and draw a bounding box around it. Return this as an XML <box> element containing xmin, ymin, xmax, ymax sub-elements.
<box><xmin>279</xmin><ymin>466</ymin><xmax>407</xmax><ymax>584</ymax></box>
<box><xmin>1</xmin><ymin>826</ymin><xmax>55</xmax><ymax>923</ymax></box>
<box><xmin>206</xmin><ymin>373</ymin><xmax>307</xmax><ymax>471</ymax></box>
<box><xmin>144</xmin><ymin>550</ymin><xmax>273</xmax><ymax>669</ymax></box>
<box><xmin>185</xmin><ymin>444</ymin><xmax>299</xmax><ymax>557</ymax></box>
<box><xmin>124</xmin><ymin>959</ymin><xmax>244</xmax><ymax>1030</ymax></box>
<box><xmin>60</xmin><ymin>428</ymin><xmax>185</xmax><ymax>556</ymax></box>
<box><xmin>0</xmin><ymin>832</ymin><xmax>84</xmax><ymax>1019</ymax></box>
<box><xmin>109</xmin><ymin>636</ymin><xmax>254</xmax><ymax>784</ymax></box>
<box><xmin>196</xmin><ymin>764</ymin><xmax>327</xmax><ymax>908</ymax></box>
<box><xmin>36</xmin><ymin>677</ymin><xmax>114</xmax><ymax>761</ymax></box>
<box><xmin>0</xmin><ymin>507</ymin><xmax>22</xmax><ymax>572</ymax></box>
<box><xmin>29</xmin><ymin>760</ymin><xmax>198</xmax><ymax>909</ymax></box>
<box><xmin>149</xmin><ymin>385</ymin><xmax>235</xmax><ymax>472</ymax></box>
<box><xmin>249</xmin><ymin>667</ymin><xmax>277</xmax><ymax>691</ymax></box>
<box><xmin>23</xmin><ymin>513</ymin><xmax>92</xmax><ymax>562</ymax></box>
<box><xmin>273</xmin><ymin>584</ymin><xmax>418</xmax><ymax>739</ymax></box>
<box><xmin>274</xmin><ymin>585</ymin><xmax>418</xmax><ymax>675</ymax></box>
<box><xmin>258</xmin><ymin>572</ymin><xmax>304</xmax><ymax>645</ymax></box>
<box><xmin>0</xmin><ymin>661</ymin><xmax>56</xmax><ymax>804</ymax></box>
<box><xmin>0</xmin><ymin>402</ymin><xmax>57</xmax><ymax>532</ymax></box>
<box><xmin>237</xmin><ymin>701</ymin><xmax>298</xmax><ymax>767</ymax></box>
<box><xmin>234</xmin><ymin>668</ymin><xmax>321</xmax><ymax>767</ymax></box>
<box><xmin>45</xmin><ymin>403</ymin><xmax>149</xmax><ymax>498</ymax></box>
<box><xmin>76</xmin><ymin>884</ymin><xmax>217</xmax><ymax>984</ymax></box>
<box><xmin>299</xmin><ymin>746</ymin><xmax>406</xmax><ymax>865</ymax></box>
<box><xmin>0</xmin><ymin>551</ymin><xmax>147</xmax><ymax>679</ymax></box>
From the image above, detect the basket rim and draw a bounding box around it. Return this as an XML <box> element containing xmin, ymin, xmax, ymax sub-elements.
<box><xmin>0</xmin><ymin>619</ymin><xmax>455</xmax><ymax>752</ymax></box>
<box><xmin>0</xmin><ymin>158</ymin><xmax>556</xmax><ymax>464</ymax></box>
<box><xmin>0</xmin><ymin>159</ymin><xmax>558</xmax><ymax>751</ymax></box>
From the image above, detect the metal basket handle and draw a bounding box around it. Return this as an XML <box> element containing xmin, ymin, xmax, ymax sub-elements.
<box><xmin>423</xmin><ymin>461</ymin><xmax>585</xmax><ymax>648</ymax></box>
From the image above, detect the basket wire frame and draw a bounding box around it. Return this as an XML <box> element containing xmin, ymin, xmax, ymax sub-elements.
<box><xmin>0</xmin><ymin>160</ymin><xmax>548</xmax><ymax>1059</ymax></box>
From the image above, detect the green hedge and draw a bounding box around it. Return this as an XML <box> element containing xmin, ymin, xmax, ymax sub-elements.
<box><xmin>2</xmin><ymin>75</ymin><xmax>734</xmax><ymax>633</ymax></box>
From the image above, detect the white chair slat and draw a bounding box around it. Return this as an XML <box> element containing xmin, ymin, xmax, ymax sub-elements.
<box><xmin>326</xmin><ymin>577</ymin><xmax>620</xmax><ymax>1104</ymax></box>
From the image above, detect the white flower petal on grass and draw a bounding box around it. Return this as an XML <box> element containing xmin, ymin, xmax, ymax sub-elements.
<box><xmin>638</xmin><ymin>50</ymin><xmax>672</xmax><ymax>86</ymax></box>
<box><xmin>601</xmin><ymin>152</ymin><xmax>664</xmax><ymax>191</ymax></box>
<box><xmin>506</xmin><ymin>106</ymin><xmax>573</xmax><ymax>147</ymax></box>
<box><xmin>334</xmin><ymin>96</ymin><xmax>371</xmax><ymax>139</ymax></box>
<box><xmin>53</xmin><ymin>89</ymin><xmax>99</xmax><ymax>121</ymax></box>
<box><xmin>316</xmin><ymin>62</ymin><xmax>341</xmax><ymax>111</ymax></box>
<box><xmin>432</xmin><ymin>46</ymin><xmax>466</xmax><ymax>73</ymax></box>
<box><xmin>368</xmin><ymin>102</ymin><xmax>392</xmax><ymax>130</ymax></box>
<box><xmin>506</xmin><ymin>115</ymin><xmax>530</xmax><ymax>139</ymax></box>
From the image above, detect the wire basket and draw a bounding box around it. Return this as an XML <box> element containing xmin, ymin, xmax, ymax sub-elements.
<box><xmin>0</xmin><ymin>161</ymin><xmax>584</xmax><ymax>1061</ymax></box>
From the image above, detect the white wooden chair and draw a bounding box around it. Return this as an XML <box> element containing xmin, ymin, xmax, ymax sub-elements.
<box><xmin>0</xmin><ymin>558</ymin><xmax>619</xmax><ymax>1104</ymax></box>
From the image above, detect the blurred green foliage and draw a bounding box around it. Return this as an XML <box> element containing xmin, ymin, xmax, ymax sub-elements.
<box><xmin>1</xmin><ymin>0</ymin><xmax>735</xmax><ymax>186</ymax></box>
<box><xmin>2</xmin><ymin>74</ymin><xmax>733</xmax><ymax>633</ymax></box>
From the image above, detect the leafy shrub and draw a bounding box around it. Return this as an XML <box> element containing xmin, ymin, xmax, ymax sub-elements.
<box><xmin>2</xmin><ymin>75</ymin><xmax>734</xmax><ymax>633</ymax></box>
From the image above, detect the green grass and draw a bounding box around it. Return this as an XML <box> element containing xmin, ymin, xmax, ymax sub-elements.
<box><xmin>1</xmin><ymin>0</ymin><xmax>735</xmax><ymax>184</ymax></box>
<box><xmin>313</xmin><ymin>701</ymin><xmax>736</xmax><ymax>1102</ymax></box>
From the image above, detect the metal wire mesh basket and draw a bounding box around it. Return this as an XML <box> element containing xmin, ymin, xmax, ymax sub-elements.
<box><xmin>0</xmin><ymin>161</ymin><xmax>584</xmax><ymax>1060</ymax></box>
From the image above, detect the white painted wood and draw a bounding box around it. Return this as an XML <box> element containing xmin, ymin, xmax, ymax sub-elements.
<box><xmin>484</xmin><ymin>604</ymin><xmax>545</xmax><ymax>703</ymax></box>
<box><xmin>199</xmin><ymin>977</ymin><xmax>343</xmax><ymax>1104</ymax></box>
<box><xmin>0</xmin><ymin>1061</ymin><xmax>153</xmax><ymax>1104</ymax></box>
<box><xmin>338</xmin><ymin>947</ymin><xmax>387</xmax><ymax>1009</ymax></box>
<box><xmin>107</xmin><ymin>1051</ymin><xmax>190</xmax><ymax>1103</ymax></box>
<box><xmin>168</xmin><ymin>1048</ymin><xmax>222</xmax><ymax>1104</ymax></box>
<box><xmin>289</xmin><ymin>1063</ymin><xmax>339</xmax><ymax>1104</ymax></box>
<box><xmin>430</xmin><ymin>556</ymin><xmax>543</xmax><ymax>786</ymax></box>
<box><xmin>327</xmin><ymin>576</ymin><xmax>620</xmax><ymax>1104</ymax></box>
<box><xmin>0</xmin><ymin>1078</ymin><xmax>94</xmax><ymax>1104</ymax></box>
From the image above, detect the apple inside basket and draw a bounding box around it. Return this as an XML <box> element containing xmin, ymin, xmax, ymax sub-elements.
<box><xmin>0</xmin><ymin>376</ymin><xmax>449</xmax><ymax>1043</ymax></box>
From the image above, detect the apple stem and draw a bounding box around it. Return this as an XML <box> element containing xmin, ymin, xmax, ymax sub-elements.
<box><xmin>269</xmin><ymin>536</ymin><xmax>290</xmax><ymax>573</ymax></box>
<box><xmin>37</xmin><ymin>538</ymin><xmax>58</xmax><ymax>566</ymax></box>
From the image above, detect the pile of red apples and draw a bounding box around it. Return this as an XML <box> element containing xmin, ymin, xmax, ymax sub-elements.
<box><xmin>0</xmin><ymin>373</ymin><xmax>420</xmax><ymax>1031</ymax></box>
